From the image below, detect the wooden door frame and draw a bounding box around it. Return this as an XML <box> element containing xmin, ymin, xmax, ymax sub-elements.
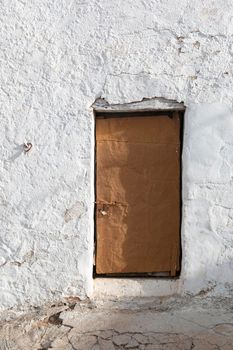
<box><xmin>93</xmin><ymin>103</ymin><xmax>185</xmax><ymax>279</ymax></box>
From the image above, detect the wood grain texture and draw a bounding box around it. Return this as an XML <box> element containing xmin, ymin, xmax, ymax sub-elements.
<box><xmin>96</xmin><ymin>115</ymin><xmax>181</xmax><ymax>275</ymax></box>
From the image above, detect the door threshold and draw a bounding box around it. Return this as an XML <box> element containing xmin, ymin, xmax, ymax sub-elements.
<box><xmin>93</xmin><ymin>278</ymin><xmax>181</xmax><ymax>299</ymax></box>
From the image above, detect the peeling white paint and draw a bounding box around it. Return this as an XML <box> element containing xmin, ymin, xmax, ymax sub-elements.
<box><xmin>1</xmin><ymin>0</ymin><xmax>233</xmax><ymax>310</ymax></box>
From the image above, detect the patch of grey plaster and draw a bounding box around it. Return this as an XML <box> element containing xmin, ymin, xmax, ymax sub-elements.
<box><xmin>92</xmin><ymin>97</ymin><xmax>185</xmax><ymax>112</ymax></box>
<box><xmin>64</xmin><ymin>202</ymin><xmax>86</xmax><ymax>223</ymax></box>
<box><xmin>1</xmin><ymin>296</ymin><xmax>233</xmax><ymax>350</ymax></box>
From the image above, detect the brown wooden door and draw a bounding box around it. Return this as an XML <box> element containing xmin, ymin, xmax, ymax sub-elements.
<box><xmin>95</xmin><ymin>113</ymin><xmax>181</xmax><ymax>276</ymax></box>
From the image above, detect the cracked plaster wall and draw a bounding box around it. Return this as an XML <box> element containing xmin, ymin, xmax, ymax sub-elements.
<box><xmin>1</xmin><ymin>0</ymin><xmax>233</xmax><ymax>310</ymax></box>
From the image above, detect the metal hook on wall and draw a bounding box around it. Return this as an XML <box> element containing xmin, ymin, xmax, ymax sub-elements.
<box><xmin>23</xmin><ymin>142</ymin><xmax>32</xmax><ymax>153</ymax></box>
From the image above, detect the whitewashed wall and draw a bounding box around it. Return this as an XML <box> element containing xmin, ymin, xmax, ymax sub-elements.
<box><xmin>182</xmin><ymin>104</ymin><xmax>233</xmax><ymax>295</ymax></box>
<box><xmin>1</xmin><ymin>0</ymin><xmax>233</xmax><ymax>310</ymax></box>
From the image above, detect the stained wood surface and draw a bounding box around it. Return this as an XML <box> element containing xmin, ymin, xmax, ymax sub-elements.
<box><xmin>95</xmin><ymin>115</ymin><xmax>181</xmax><ymax>275</ymax></box>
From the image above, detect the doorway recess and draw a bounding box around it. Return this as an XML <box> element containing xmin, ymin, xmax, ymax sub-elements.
<box><xmin>93</xmin><ymin>98</ymin><xmax>185</xmax><ymax>279</ymax></box>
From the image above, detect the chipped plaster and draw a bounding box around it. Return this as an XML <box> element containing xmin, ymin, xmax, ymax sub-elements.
<box><xmin>1</xmin><ymin>0</ymin><xmax>233</xmax><ymax>310</ymax></box>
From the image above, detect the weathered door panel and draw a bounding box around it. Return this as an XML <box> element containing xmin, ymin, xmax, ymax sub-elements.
<box><xmin>95</xmin><ymin>115</ymin><xmax>181</xmax><ymax>275</ymax></box>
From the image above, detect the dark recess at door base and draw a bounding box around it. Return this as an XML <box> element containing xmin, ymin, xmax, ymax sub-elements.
<box><xmin>94</xmin><ymin>270</ymin><xmax>180</xmax><ymax>278</ymax></box>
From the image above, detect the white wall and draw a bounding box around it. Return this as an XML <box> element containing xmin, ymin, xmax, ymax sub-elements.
<box><xmin>182</xmin><ymin>104</ymin><xmax>233</xmax><ymax>295</ymax></box>
<box><xmin>1</xmin><ymin>0</ymin><xmax>233</xmax><ymax>310</ymax></box>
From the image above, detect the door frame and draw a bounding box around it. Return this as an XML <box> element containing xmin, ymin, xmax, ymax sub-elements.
<box><xmin>92</xmin><ymin>98</ymin><xmax>185</xmax><ymax>279</ymax></box>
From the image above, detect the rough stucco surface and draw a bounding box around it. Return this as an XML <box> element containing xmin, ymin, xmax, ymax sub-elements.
<box><xmin>1</xmin><ymin>0</ymin><xmax>233</xmax><ymax>310</ymax></box>
<box><xmin>182</xmin><ymin>104</ymin><xmax>233</xmax><ymax>295</ymax></box>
